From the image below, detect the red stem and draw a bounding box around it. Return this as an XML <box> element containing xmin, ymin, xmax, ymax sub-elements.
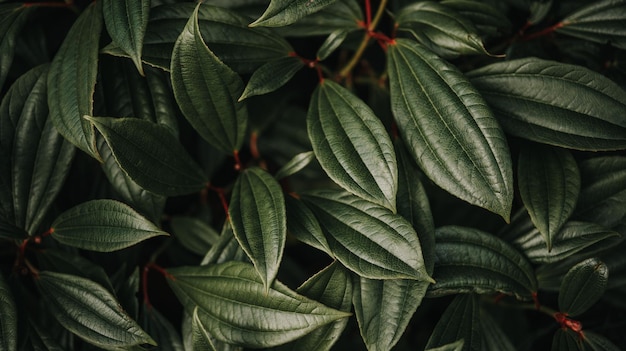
<box><xmin>209</xmin><ymin>185</ymin><xmax>230</xmax><ymax>217</ymax></box>
<box><xmin>142</xmin><ymin>266</ymin><xmax>152</xmax><ymax>309</ymax></box>
<box><xmin>233</xmin><ymin>150</ymin><xmax>242</xmax><ymax>171</ymax></box>
<box><xmin>250</xmin><ymin>132</ymin><xmax>260</xmax><ymax>160</ymax></box>
<box><xmin>364</xmin><ymin>0</ymin><xmax>372</xmax><ymax>28</ymax></box>
<box><xmin>554</xmin><ymin>312</ymin><xmax>584</xmax><ymax>338</ymax></box>
<box><xmin>522</xmin><ymin>22</ymin><xmax>564</xmax><ymax>41</ymax></box>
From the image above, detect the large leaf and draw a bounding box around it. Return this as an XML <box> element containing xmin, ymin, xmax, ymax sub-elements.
<box><xmin>50</xmin><ymin>199</ymin><xmax>168</xmax><ymax>252</ymax></box>
<box><xmin>103</xmin><ymin>0</ymin><xmax>150</xmax><ymax>75</ymax></box>
<box><xmin>468</xmin><ymin>58</ymin><xmax>626</xmax><ymax>151</ymax></box>
<box><xmin>36</xmin><ymin>271</ymin><xmax>155</xmax><ymax>350</ymax></box>
<box><xmin>388</xmin><ymin>39</ymin><xmax>513</xmax><ymax>221</ymax></box>
<box><xmin>307</xmin><ymin>80</ymin><xmax>398</xmax><ymax>211</ymax></box>
<box><xmin>171</xmin><ymin>3</ymin><xmax>248</xmax><ymax>155</ymax></box>
<box><xmin>559</xmin><ymin>258</ymin><xmax>608</xmax><ymax>317</ymax></box>
<box><xmin>251</xmin><ymin>0</ymin><xmax>338</xmax><ymax>27</ymax></box>
<box><xmin>191</xmin><ymin>307</ymin><xmax>217</xmax><ymax>351</ymax></box>
<box><xmin>277</xmin><ymin>0</ymin><xmax>362</xmax><ymax>37</ymax></box>
<box><xmin>36</xmin><ymin>249</ymin><xmax>115</xmax><ymax>294</ymax></box>
<box><xmin>48</xmin><ymin>1</ymin><xmax>102</xmax><ymax>159</ymax></box>
<box><xmin>166</xmin><ymin>261</ymin><xmax>351</xmax><ymax>348</ymax></box>
<box><xmin>425</xmin><ymin>294</ymin><xmax>481</xmax><ymax>351</ymax></box>
<box><xmin>480</xmin><ymin>310</ymin><xmax>516</xmax><ymax>351</ymax></box>
<box><xmin>0</xmin><ymin>4</ymin><xmax>34</xmax><ymax>91</ymax></box>
<box><xmin>0</xmin><ymin>272</ymin><xmax>17</xmax><ymax>351</ymax></box>
<box><xmin>301</xmin><ymin>190</ymin><xmax>432</xmax><ymax>281</ymax></box>
<box><xmin>426</xmin><ymin>340</ymin><xmax>465</xmax><ymax>351</ymax></box>
<box><xmin>86</xmin><ymin>116</ymin><xmax>208</xmax><ymax>196</ymax></box>
<box><xmin>0</xmin><ymin>64</ymin><xmax>75</xmax><ymax>235</ymax></box>
<box><xmin>518</xmin><ymin>143</ymin><xmax>580</xmax><ymax>251</ymax></box>
<box><xmin>557</xmin><ymin>0</ymin><xmax>626</xmax><ymax>50</ymax></box>
<box><xmin>228</xmin><ymin>167</ymin><xmax>286</xmax><ymax>290</ymax></box>
<box><xmin>429</xmin><ymin>226</ymin><xmax>537</xmax><ymax>299</ymax></box>
<box><xmin>439</xmin><ymin>0</ymin><xmax>512</xmax><ymax>37</ymax></box>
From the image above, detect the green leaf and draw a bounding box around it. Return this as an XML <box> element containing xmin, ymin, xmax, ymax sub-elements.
<box><xmin>559</xmin><ymin>258</ymin><xmax>608</xmax><ymax>316</ymax></box>
<box><xmin>239</xmin><ymin>56</ymin><xmax>304</xmax><ymax>100</ymax></box>
<box><xmin>228</xmin><ymin>167</ymin><xmax>286</xmax><ymax>291</ymax></box>
<box><xmin>396</xmin><ymin>2</ymin><xmax>491</xmax><ymax>57</ymax></box>
<box><xmin>512</xmin><ymin>221</ymin><xmax>619</xmax><ymax>264</ymax></box>
<box><xmin>426</xmin><ymin>294</ymin><xmax>481</xmax><ymax>351</ymax></box>
<box><xmin>552</xmin><ymin>329</ymin><xmax>584</xmax><ymax>351</ymax></box>
<box><xmin>191</xmin><ymin>307</ymin><xmax>217</xmax><ymax>351</ymax></box>
<box><xmin>142</xmin><ymin>305</ymin><xmax>184</xmax><ymax>351</ymax></box>
<box><xmin>86</xmin><ymin>116</ymin><xmax>208</xmax><ymax>196</ymax></box>
<box><xmin>48</xmin><ymin>1</ymin><xmax>102</xmax><ymax>160</ymax></box>
<box><xmin>388</xmin><ymin>39</ymin><xmax>513</xmax><ymax>221</ymax></box>
<box><xmin>0</xmin><ymin>64</ymin><xmax>75</xmax><ymax>235</ymax></box>
<box><xmin>429</xmin><ymin>226</ymin><xmax>537</xmax><ymax>299</ymax></box>
<box><xmin>201</xmin><ymin>221</ymin><xmax>248</xmax><ymax>266</ymax></box>
<box><xmin>0</xmin><ymin>4</ymin><xmax>34</xmax><ymax>91</ymax></box>
<box><xmin>277</xmin><ymin>0</ymin><xmax>362</xmax><ymax>37</ymax></box>
<box><xmin>425</xmin><ymin>340</ymin><xmax>465</xmax><ymax>351</ymax></box>
<box><xmin>557</xmin><ymin>0</ymin><xmax>626</xmax><ymax>50</ymax></box>
<box><xmin>167</xmin><ymin>261</ymin><xmax>351</xmax><ymax>348</ymax></box>
<box><xmin>171</xmin><ymin>216</ymin><xmax>220</xmax><ymax>256</ymax></box>
<box><xmin>316</xmin><ymin>29</ymin><xmax>352</xmax><ymax>61</ymax></box>
<box><xmin>0</xmin><ymin>217</ymin><xmax>26</xmax><ymax>241</ymax></box>
<box><xmin>439</xmin><ymin>0</ymin><xmax>512</xmax><ymax>37</ymax></box>
<box><xmin>36</xmin><ymin>271</ymin><xmax>155</xmax><ymax>350</ymax></box>
<box><xmin>103</xmin><ymin>0</ymin><xmax>150</xmax><ymax>75</ymax></box>
<box><xmin>308</xmin><ymin>80</ymin><xmax>398</xmax><ymax>211</ymax></box>
<box><xmin>285</xmin><ymin>195</ymin><xmax>331</xmax><ymax>254</ymax></box>
<box><xmin>51</xmin><ymin>199</ymin><xmax>168</xmax><ymax>252</ymax></box>
<box><xmin>0</xmin><ymin>272</ymin><xmax>17</xmax><ymax>351</ymax></box>
<box><xmin>468</xmin><ymin>58</ymin><xmax>626</xmax><ymax>151</ymax></box>
<box><xmin>583</xmin><ymin>331</ymin><xmax>622</xmax><ymax>351</ymax></box>
<box><xmin>301</xmin><ymin>190</ymin><xmax>432</xmax><ymax>281</ymax></box>
<box><xmin>171</xmin><ymin>3</ymin><xmax>248</xmax><ymax>155</ymax></box>
<box><xmin>480</xmin><ymin>310</ymin><xmax>516</xmax><ymax>351</ymax></box>
<box><xmin>275</xmin><ymin>151</ymin><xmax>315</xmax><ymax>180</ymax></box>
<box><xmin>251</xmin><ymin>0</ymin><xmax>338</xmax><ymax>27</ymax></box>
<box><xmin>518</xmin><ymin>143</ymin><xmax>580</xmax><ymax>251</ymax></box>
<box><xmin>272</xmin><ymin>262</ymin><xmax>353</xmax><ymax>351</ymax></box>
<box><xmin>353</xmin><ymin>276</ymin><xmax>429</xmax><ymax>351</ymax></box>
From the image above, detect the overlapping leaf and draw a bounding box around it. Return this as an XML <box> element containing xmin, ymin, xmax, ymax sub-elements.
<box><xmin>103</xmin><ymin>0</ymin><xmax>150</xmax><ymax>75</ymax></box>
<box><xmin>275</xmin><ymin>151</ymin><xmax>315</xmax><ymax>180</ymax></box>
<box><xmin>584</xmin><ymin>331</ymin><xmax>623</xmax><ymax>351</ymax></box>
<box><xmin>0</xmin><ymin>218</ymin><xmax>26</xmax><ymax>241</ymax></box>
<box><xmin>201</xmin><ymin>222</ymin><xmax>248</xmax><ymax>266</ymax></box>
<box><xmin>468</xmin><ymin>58</ymin><xmax>626</xmax><ymax>151</ymax></box>
<box><xmin>277</xmin><ymin>0</ymin><xmax>362</xmax><ymax>37</ymax></box>
<box><xmin>308</xmin><ymin>80</ymin><xmax>398</xmax><ymax>211</ymax></box>
<box><xmin>36</xmin><ymin>249</ymin><xmax>115</xmax><ymax>294</ymax></box>
<box><xmin>559</xmin><ymin>258</ymin><xmax>608</xmax><ymax>316</ymax></box>
<box><xmin>142</xmin><ymin>305</ymin><xmax>184</xmax><ymax>351</ymax></box>
<box><xmin>425</xmin><ymin>294</ymin><xmax>481</xmax><ymax>351</ymax></box>
<box><xmin>0</xmin><ymin>4</ymin><xmax>34</xmax><ymax>91</ymax></box>
<box><xmin>552</xmin><ymin>329</ymin><xmax>582</xmax><ymax>351</ymax></box>
<box><xmin>439</xmin><ymin>0</ymin><xmax>512</xmax><ymax>37</ymax></box>
<box><xmin>251</xmin><ymin>0</ymin><xmax>338</xmax><ymax>27</ymax></box>
<box><xmin>166</xmin><ymin>262</ymin><xmax>351</xmax><ymax>348</ymax></box>
<box><xmin>0</xmin><ymin>272</ymin><xmax>17</xmax><ymax>351</ymax></box>
<box><xmin>240</xmin><ymin>56</ymin><xmax>304</xmax><ymax>101</ymax></box>
<box><xmin>171</xmin><ymin>216</ymin><xmax>220</xmax><ymax>256</ymax></box>
<box><xmin>285</xmin><ymin>195</ymin><xmax>330</xmax><ymax>253</ymax></box>
<box><xmin>51</xmin><ymin>199</ymin><xmax>168</xmax><ymax>252</ymax></box>
<box><xmin>191</xmin><ymin>307</ymin><xmax>217</xmax><ymax>351</ymax></box>
<box><xmin>388</xmin><ymin>39</ymin><xmax>513</xmax><ymax>220</ymax></box>
<box><xmin>171</xmin><ymin>4</ymin><xmax>248</xmax><ymax>155</ymax></box>
<box><xmin>557</xmin><ymin>0</ymin><xmax>626</xmax><ymax>50</ymax></box>
<box><xmin>426</xmin><ymin>340</ymin><xmax>465</xmax><ymax>351</ymax></box>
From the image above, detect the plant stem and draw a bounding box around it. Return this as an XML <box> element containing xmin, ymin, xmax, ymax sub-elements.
<box><xmin>522</xmin><ymin>22</ymin><xmax>564</xmax><ymax>41</ymax></box>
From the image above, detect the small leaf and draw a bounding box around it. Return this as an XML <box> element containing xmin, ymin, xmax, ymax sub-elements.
<box><xmin>301</xmin><ymin>190</ymin><xmax>432</xmax><ymax>281</ymax></box>
<box><xmin>51</xmin><ymin>199</ymin><xmax>168</xmax><ymax>252</ymax></box>
<box><xmin>171</xmin><ymin>216</ymin><xmax>220</xmax><ymax>256</ymax></box>
<box><xmin>142</xmin><ymin>305</ymin><xmax>184</xmax><ymax>351</ymax></box>
<box><xmin>0</xmin><ymin>4</ymin><xmax>34</xmax><ymax>91</ymax></box>
<box><xmin>171</xmin><ymin>3</ymin><xmax>248</xmax><ymax>154</ymax></box>
<box><xmin>388</xmin><ymin>39</ymin><xmax>513</xmax><ymax>220</ymax></box>
<box><xmin>559</xmin><ymin>258</ymin><xmax>608</xmax><ymax>316</ymax></box>
<box><xmin>285</xmin><ymin>195</ymin><xmax>331</xmax><ymax>253</ymax></box>
<box><xmin>468</xmin><ymin>57</ymin><xmax>626</xmax><ymax>151</ymax></box>
<box><xmin>103</xmin><ymin>0</ymin><xmax>150</xmax><ymax>75</ymax></box>
<box><xmin>239</xmin><ymin>56</ymin><xmax>304</xmax><ymax>100</ymax></box>
<box><xmin>275</xmin><ymin>151</ymin><xmax>315</xmax><ymax>180</ymax></box>
<box><xmin>316</xmin><ymin>29</ymin><xmax>351</xmax><ymax>61</ymax></box>
<box><xmin>429</xmin><ymin>226</ymin><xmax>537</xmax><ymax>299</ymax></box>
<box><xmin>425</xmin><ymin>339</ymin><xmax>465</xmax><ymax>351</ymax></box>
<box><xmin>167</xmin><ymin>261</ymin><xmax>351</xmax><ymax>348</ymax></box>
<box><xmin>0</xmin><ymin>272</ymin><xmax>17</xmax><ymax>351</ymax></box>
<box><xmin>36</xmin><ymin>271</ymin><xmax>155</xmax><ymax>350</ymax></box>
<box><xmin>583</xmin><ymin>331</ymin><xmax>622</xmax><ymax>351</ymax></box>
<box><xmin>251</xmin><ymin>0</ymin><xmax>338</xmax><ymax>27</ymax></box>
<box><xmin>86</xmin><ymin>116</ymin><xmax>208</xmax><ymax>196</ymax></box>
<box><xmin>191</xmin><ymin>307</ymin><xmax>217</xmax><ymax>351</ymax></box>
<box><xmin>557</xmin><ymin>0</ymin><xmax>626</xmax><ymax>50</ymax></box>
<box><xmin>518</xmin><ymin>143</ymin><xmax>580</xmax><ymax>251</ymax></box>
<box><xmin>308</xmin><ymin>80</ymin><xmax>398</xmax><ymax>211</ymax></box>
<box><xmin>552</xmin><ymin>329</ymin><xmax>583</xmax><ymax>351</ymax></box>
<box><xmin>426</xmin><ymin>294</ymin><xmax>481</xmax><ymax>351</ymax></box>
<box><xmin>48</xmin><ymin>1</ymin><xmax>102</xmax><ymax>159</ymax></box>
<box><xmin>278</xmin><ymin>0</ymin><xmax>362</xmax><ymax>37</ymax></box>
<box><xmin>228</xmin><ymin>167</ymin><xmax>287</xmax><ymax>290</ymax></box>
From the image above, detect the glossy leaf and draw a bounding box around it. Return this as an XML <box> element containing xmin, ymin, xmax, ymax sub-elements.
<box><xmin>36</xmin><ymin>271</ymin><xmax>155</xmax><ymax>350</ymax></box>
<box><xmin>583</xmin><ymin>331</ymin><xmax>622</xmax><ymax>351</ymax></box>
<box><xmin>278</xmin><ymin>0</ymin><xmax>362</xmax><ymax>37</ymax></box>
<box><xmin>86</xmin><ymin>116</ymin><xmax>208</xmax><ymax>196</ymax></box>
<box><xmin>308</xmin><ymin>80</ymin><xmax>398</xmax><ymax>211</ymax></box>
<box><xmin>275</xmin><ymin>151</ymin><xmax>315</xmax><ymax>180</ymax></box>
<box><xmin>559</xmin><ymin>258</ymin><xmax>608</xmax><ymax>316</ymax></box>
<box><xmin>285</xmin><ymin>195</ymin><xmax>331</xmax><ymax>253</ymax></box>
<box><xmin>425</xmin><ymin>294</ymin><xmax>481</xmax><ymax>351</ymax></box>
<box><xmin>166</xmin><ymin>261</ymin><xmax>351</xmax><ymax>348</ymax></box>
<box><xmin>171</xmin><ymin>216</ymin><xmax>220</xmax><ymax>256</ymax></box>
<box><xmin>557</xmin><ymin>0</ymin><xmax>626</xmax><ymax>50</ymax></box>
<box><xmin>468</xmin><ymin>58</ymin><xmax>626</xmax><ymax>151</ymax></box>
<box><xmin>142</xmin><ymin>305</ymin><xmax>184</xmax><ymax>351</ymax></box>
<box><xmin>518</xmin><ymin>143</ymin><xmax>580</xmax><ymax>251</ymax></box>
<box><xmin>103</xmin><ymin>0</ymin><xmax>150</xmax><ymax>75</ymax></box>
<box><xmin>552</xmin><ymin>329</ymin><xmax>583</xmax><ymax>351</ymax></box>
<box><xmin>316</xmin><ymin>29</ymin><xmax>351</xmax><ymax>61</ymax></box>
<box><xmin>0</xmin><ymin>4</ymin><xmax>34</xmax><ymax>91</ymax></box>
<box><xmin>51</xmin><ymin>199</ymin><xmax>168</xmax><ymax>252</ymax></box>
<box><xmin>429</xmin><ymin>226</ymin><xmax>537</xmax><ymax>299</ymax></box>
<box><xmin>48</xmin><ymin>1</ymin><xmax>102</xmax><ymax>159</ymax></box>
<box><xmin>0</xmin><ymin>272</ymin><xmax>17</xmax><ymax>351</ymax></box>
<box><xmin>228</xmin><ymin>167</ymin><xmax>286</xmax><ymax>290</ymax></box>
<box><xmin>239</xmin><ymin>56</ymin><xmax>304</xmax><ymax>100</ymax></box>
<box><xmin>201</xmin><ymin>221</ymin><xmax>248</xmax><ymax>266</ymax></box>
<box><xmin>191</xmin><ymin>307</ymin><xmax>217</xmax><ymax>351</ymax></box>
<box><xmin>439</xmin><ymin>0</ymin><xmax>511</xmax><ymax>37</ymax></box>
<box><xmin>251</xmin><ymin>0</ymin><xmax>338</xmax><ymax>27</ymax></box>
<box><xmin>301</xmin><ymin>190</ymin><xmax>432</xmax><ymax>281</ymax></box>
<box><xmin>388</xmin><ymin>39</ymin><xmax>513</xmax><ymax>221</ymax></box>
<box><xmin>171</xmin><ymin>4</ymin><xmax>248</xmax><ymax>155</ymax></box>
<box><xmin>425</xmin><ymin>340</ymin><xmax>465</xmax><ymax>351</ymax></box>
<box><xmin>36</xmin><ymin>249</ymin><xmax>115</xmax><ymax>294</ymax></box>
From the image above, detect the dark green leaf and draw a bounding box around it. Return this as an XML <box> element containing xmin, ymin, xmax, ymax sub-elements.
<box><xmin>425</xmin><ymin>340</ymin><xmax>465</xmax><ymax>351</ymax></box>
<box><xmin>201</xmin><ymin>221</ymin><xmax>248</xmax><ymax>265</ymax></box>
<box><xmin>480</xmin><ymin>310</ymin><xmax>516</xmax><ymax>351</ymax></box>
<box><xmin>308</xmin><ymin>80</ymin><xmax>398</xmax><ymax>211</ymax></box>
<box><xmin>388</xmin><ymin>39</ymin><xmax>513</xmax><ymax>220</ymax></box>
<box><xmin>552</xmin><ymin>329</ymin><xmax>583</xmax><ymax>351</ymax></box>
<box><xmin>559</xmin><ymin>258</ymin><xmax>608</xmax><ymax>316</ymax></box>
<box><xmin>583</xmin><ymin>331</ymin><xmax>622</xmax><ymax>351</ymax></box>
<box><xmin>275</xmin><ymin>151</ymin><xmax>315</xmax><ymax>180</ymax></box>
<box><xmin>48</xmin><ymin>1</ymin><xmax>102</xmax><ymax>159</ymax></box>
<box><xmin>142</xmin><ymin>305</ymin><xmax>184</xmax><ymax>351</ymax></box>
<box><xmin>429</xmin><ymin>226</ymin><xmax>537</xmax><ymax>299</ymax></box>
<box><xmin>529</xmin><ymin>0</ymin><xmax>553</xmax><ymax>24</ymax></box>
<box><xmin>251</xmin><ymin>0</ymin><xmax>338</xmax><ymax>27</ymax></box>
<box><xmin>171</xmin><ymin>3</ymin><xmax>248</xmax><ymax>155</ymax></box>
<box><xmin>277</xmin><ymin>0</ymin><xmax>362</xmax><ymax>37</ymax></box>
<box><xmin>239</xmin><ymin>56</ymin><xmax>304</xmax><ymax>100</ymax></box>
<box><xmin>103</xmin><ymin>0</ymin><xmax>150</xmax><ymax>75</ymax></box>
<box><xmin>316</xmin><ymin>29</ymin><xmax>352</xmax><ymax>61</ymax></box>
<box><xmin>439</xmin><ymin>0</ymin><xmax>512</xmax><ymax>37</ymax></box>
<box><xmin>301</xmin><ymin>190</ymin><xmax>432</xmax><ymax>281</ymax></box>
<box><xmin>468</xmin><ymin>58</ymin><xmax>626</xmax><ymax>151</ymax></box>
<box><xmin>0</xmin><ymin>4</ymin><xmax>34</xmax><ymax>91</ymax></box>
<box><xmin>171</xmin><ymin>216</ymin><xmax>220</xmax><ymax>256</ymax></box>
<box><xmin>167</xmin><ymin>261</ymin><xmax>351</xmax><ymax>348</ymax></box>
<box><xmin>285</xmin><ymin>195</ymin><xmax>331</xmax><ymax>253</ymax></box>
<box><xmin>191</xmin><ymin>307</ymin><xmax>217</xmax><ymax>351</ymax></box>
<box><xmin>0</xmin><ymin>217</ymin><xmax>26</xmax><ymax>241</ymax></box>
<box><xmin>36</xmin><ymin>271</ymin><xmax>155</xmax><ymax>350</ymax></box>
<box><xmin>557</xmin><ymin>0</ymin><xmax>626</xmax><ymax>50</ymax></box>
<box><xmin>86</xmin><ymin>116</ymin><xmax>208</xmax><ymax>196</ymax></box>
<box><xmin>51</xmin><ymin>199</ymin><xmax>168</xmax><ymax>252</ymax></box>
<box><xmin>426</xmin><ymin>294</ymin><xmax>481</xmax><ymax>351</ymax></box>
<box><xmin>228</xmin><ymin>167</ymin><xmax>286</xmax><ymax>290</ymax></box>
<box><xmin>518</xmin><ymin>143</ymin><xmax>580</xmax><ymax>251</ymax></box>
<box><xmin>0</xmin><ymin>272</ymin><xmax>17</xmax><ymax>351</ymax></box>
<box><xmin>25</xmin><ymin>320</ymin><xmax>65</xmax><ymax>351</ymax></box>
